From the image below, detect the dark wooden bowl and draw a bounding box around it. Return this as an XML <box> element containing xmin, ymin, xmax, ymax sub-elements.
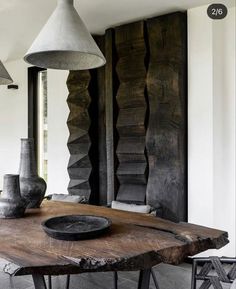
<box><xmin>42</xmin><ymin>215</ymin><xmax>112</xmax><ymax>241</ymax></box>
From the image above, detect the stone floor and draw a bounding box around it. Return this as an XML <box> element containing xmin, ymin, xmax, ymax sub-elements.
<box><xmin>0</xmin><ymin>263</ymin><xmax>232</xmax><ymax>289</ymax></box>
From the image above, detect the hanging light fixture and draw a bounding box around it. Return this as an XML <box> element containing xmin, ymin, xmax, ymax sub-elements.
<box><xmin>24</xmin><ymin>0</ymin><xmax>106</xmax><ymax>70</ymax></box>
<box><xmin>0</xmin><ymin>60</ymin><xmax>13</xmax><ymax>85</ymax></box>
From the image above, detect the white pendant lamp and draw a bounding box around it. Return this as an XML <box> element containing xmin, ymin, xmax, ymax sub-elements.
<box><xmin>0</xmin><ymin>60</ymin><xmax>13</xmax><ymax>85</ymax></box>
<box><xmin>24</xmin><ymin>0</ymin><xmax>106</xmax><ymax>70</ymax></box>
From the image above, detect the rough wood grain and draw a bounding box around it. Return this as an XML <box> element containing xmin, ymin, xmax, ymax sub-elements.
<box><xmin>0</xmin><ymin>201</ymin><xmax>228</xmax><ymax>277</ymax></box>
<box><xmin>146</xmin><ymin>12</ymin><xmax>187</xmax><ymax>221</ymax></box>
<box><xmin>115</xmin><ymin>21</ymin><xmax>148</xmax><ymax>204</ymax></box>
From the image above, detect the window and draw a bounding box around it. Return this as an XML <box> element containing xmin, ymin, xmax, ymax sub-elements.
<box><xmin>37</xmin><ymin>70</ymin><xmax>48</xmax><ymax>181</ymax></box>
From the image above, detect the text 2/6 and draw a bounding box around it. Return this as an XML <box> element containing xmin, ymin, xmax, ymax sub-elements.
<box><xmin>207</xmin><ymin>4</ymin><xmax>228</xmax><ymax>20</ymax></box>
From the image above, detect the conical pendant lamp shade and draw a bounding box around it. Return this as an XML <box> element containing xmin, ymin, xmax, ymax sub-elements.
<box><xmin>0</xmin><ymin>61</ymin><xmax>13</xmax><ymax>85</ymax></box>
<box><xmin>24</xmin><ymin>0</ymin><xmax>106</xmax><ymax>70</ymax></box>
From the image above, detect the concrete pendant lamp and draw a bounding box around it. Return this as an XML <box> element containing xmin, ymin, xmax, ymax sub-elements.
<box><xmin>24</xmin><ymin>0</ymin><xmax>106</xmax><ymax>70</ymax></box>
<box><xmin>0</xmin><ymin>60</ymin><xmax>13</xmax><ymax>85</ymax></box>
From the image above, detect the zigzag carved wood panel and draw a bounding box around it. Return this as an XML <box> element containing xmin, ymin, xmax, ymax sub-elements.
<box><xmin>65</xmin><ymin>14</ymin><xmax>187</xmax><ymax>219</ymax></box>
<box><xmin>115</xmin><ymin>21</ymin><xmax>148</xmax><ymax>204</ymax></box>
<box><xmin>66</xmin><ymin>71</ymin><xmax>93</xmax><ymax>201</ymax></box>
<box><xmin>146</xmin><ymin>12</ymin><xmax>187</xmax><ymax>221</ymax></box>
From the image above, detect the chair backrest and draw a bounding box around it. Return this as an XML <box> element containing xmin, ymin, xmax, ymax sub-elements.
<box><xmin>111</xmin><ymin>200</ymin><xmax>151</xmax><ymax>214</ymax></box>
<box><xmin>46</xmin><ymin>194</ymin><xmax>87</xmax><ymax>203</ymax></box>
<box><xmin>192</xmin><ymin>257</ymin><xmax>236</xmax><ymax>289</ymax></box>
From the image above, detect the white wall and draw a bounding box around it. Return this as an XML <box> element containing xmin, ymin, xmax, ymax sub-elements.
<box><xmin>188</xmin><ymin>6</ymin><xmax>214</xmax><ymax>228</ymax></box>
<box><xmin>0</xmin><ymin>60</ymin><xmax>69</xmax><ymax>194</ymax></box>
<box><xmin>0</xmin><ymin>60</ymin><xmax>28</xmax><ymax>187</ymax></box>
<box><xmin>212</xmin><ymin>7</ymin><xmax>236</xmax><ymax>256</ymax></box>
<box><xmin>47</xmin><ymin>70</ymin><xmax>70</xmax><ymax>194</ymax></box>
<box><xmin>188</xmin><ymin>5</ymin><xmax>236</xmax><ymax>256</ymax></box>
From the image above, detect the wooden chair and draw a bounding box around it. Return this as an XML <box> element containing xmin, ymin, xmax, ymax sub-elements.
<box><xmin>191</xmin><ymin>257</ymin><xmax>236</xmax><ymax>289</ymax></box>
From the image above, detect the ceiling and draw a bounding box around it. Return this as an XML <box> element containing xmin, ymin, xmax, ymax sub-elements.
<box><xmin>0</xmin><ymin>0</ymin><xmax>235</xmax><ymax>62</ymax></box>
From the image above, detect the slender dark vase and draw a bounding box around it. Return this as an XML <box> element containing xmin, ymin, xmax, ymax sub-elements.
<box><xmin>19</xmin><ymin>138</ymin><xmax>47</xmax><ymax>208</ymax></box>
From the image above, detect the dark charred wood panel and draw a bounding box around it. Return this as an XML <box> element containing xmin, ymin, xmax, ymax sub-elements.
<box><xmin>105</xmin><ymin>29</ymin><xmax>116</xmax><ymax>204</ymax></box>
<box><xmin>65</xmin><ymin>13</ymin><xmax>188</xmax><ymax>218</ymax></box>
<box><xmin>96</xmin><ymin>36</ymin><xmax>107</xmax><ymax>205</ymax></box>
<box><xmin>67</xmin><ymin>71</ymin><xmax>96</xmax><ymax>202</ymax></box>
<box><xmin>146</xmin><ymin>12</ymin><xmax>187</xmax><ymax>221</ymax></box>
<box><xmin>115</xmin><ymin>21</ymin><xmax>148</xmax><ymax>204</ymax></box>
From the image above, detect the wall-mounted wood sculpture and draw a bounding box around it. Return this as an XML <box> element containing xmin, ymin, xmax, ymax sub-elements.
<box><xmin>67</xmin><ymin>12</ymin><xmax>187</xmax><ymax>222</ymax></box>
<box><xmin>115</xmin><ymin>21</ymin><xmax>148</xmax><ymax>204</ymax></box>
<box><xmin>67</xmin><ymin>71</ymin><xmax>95</xmax><ymax>203</ymax></box>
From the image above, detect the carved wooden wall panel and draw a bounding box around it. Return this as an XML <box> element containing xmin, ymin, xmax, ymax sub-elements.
<box><xmin>67</xmin><ymin>71</ymin><xmax>93</xmax><ymax>202</ymax></box>
<box><xmin>96</xmin><ymin>36</ymin><xmax>107</xmax><ymax>205</ymax></box>
<box><xmin>105</xmin><ymin>29</ymin><xmax>116</xmax><ymax>204</ymax></box>
<box><xmin>66</xmin><ymin>12</ymin><xmax>187</xmax><ymax>221</ymax></box>
<box><xmin>115</xmin><ymin>21</ymin><xmax>148</xmax><ymax>204</ymax></box>
<box><xmin>146</xmin><ymin>12</ymin><xmax>187</xmax><ymax>221</ymax></box>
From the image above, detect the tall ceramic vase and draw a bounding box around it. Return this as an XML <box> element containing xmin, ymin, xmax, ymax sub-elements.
<box><xmin>19</xmin><ymin>138</ymin><xmax>47</xmax><ymax>208</ymax></box>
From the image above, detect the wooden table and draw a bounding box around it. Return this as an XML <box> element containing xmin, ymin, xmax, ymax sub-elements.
<box><xmin>0</xmin><ymin>201</ymin><xmax>229</xmax><ymax>289</ymax></box>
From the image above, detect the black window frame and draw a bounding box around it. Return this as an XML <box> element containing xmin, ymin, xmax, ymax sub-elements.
<box><xmin>28</xmin><ymin>66</ymin><xmax>46</xmax><ymax>166</ymax></box>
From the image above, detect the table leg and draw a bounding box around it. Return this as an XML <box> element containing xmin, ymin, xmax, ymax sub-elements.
<box><xmin>66</xmin><ymin>274</ymin><xmax>71</xmax><ymax>289</ymax></box>
<box><xmin>48</xmin><ymin>275</ymin><xmax>52</xmax><ymax>289</ymax></box>
<box><xmin>137</xmin><ymin>269</ymin><xmax>151</xmax><ymax>289</ymax></box>
<box><xmin>114</xmin><ymin>271</ymin><xmax>118</xmax><ymax>289</ymax></box>
<box><xmin>32</xmin><ymin>275</ymin><xmax>47</xmax><ymax>289</ymax></box>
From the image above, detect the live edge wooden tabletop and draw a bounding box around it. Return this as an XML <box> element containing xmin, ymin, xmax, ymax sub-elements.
<box><xmin>0</xmin><ymin>201</ymin><xmax>228</xmax><ymax>277</ymax></box>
